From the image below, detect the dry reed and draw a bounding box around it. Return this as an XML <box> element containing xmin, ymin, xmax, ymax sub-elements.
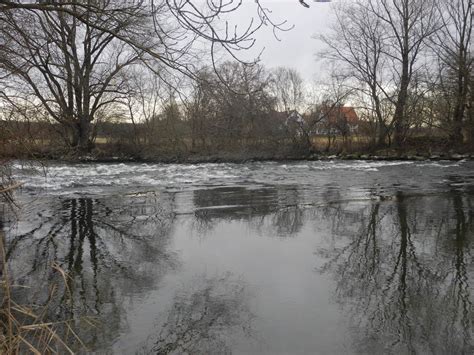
<box><xmin>0</xmin><ymin>169</ymin><xmax>89</xmax><ymax>354</ymax></box>
<box><xmin>0</xmin><ymin>232</ymin><xmax>91</xmax><ymax>354</ymax></box>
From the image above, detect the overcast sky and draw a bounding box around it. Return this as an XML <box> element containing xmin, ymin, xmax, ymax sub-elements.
<box><xmin>230</xmin><ymin>0</ymin><xmax>336</xmax><ymax>81</ymax></box>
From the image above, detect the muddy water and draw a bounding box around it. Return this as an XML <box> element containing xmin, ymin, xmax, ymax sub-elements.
<box><xmin>3</xmin><ymin>160</ymin><xmax>474</xmax><ymax>354</ymax></box>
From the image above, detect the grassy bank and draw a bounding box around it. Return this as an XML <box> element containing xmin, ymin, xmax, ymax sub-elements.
<box><xmin>2</xmin><ymin>132</ymin><xmax>473</xmax><ymax>164</ymax></box>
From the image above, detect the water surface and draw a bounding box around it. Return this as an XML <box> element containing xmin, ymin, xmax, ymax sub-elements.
<box><xmin>3</xmin><ymin>160</ymin><xmax>474</xmax><ymax>354</ymax></box>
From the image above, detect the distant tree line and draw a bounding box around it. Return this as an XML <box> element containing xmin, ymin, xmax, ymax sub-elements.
<box><xmin>0</xmin><ymin>59</ymin><xmax>357</xmax><ymax>159</ymax></box>
<box><xmin>0</xmin><ymin>0</ymin><xmax>472</xmax><ymax>159</ymax></box>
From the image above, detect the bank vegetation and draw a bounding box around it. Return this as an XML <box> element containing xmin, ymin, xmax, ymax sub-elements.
<box><xmin>0</xmin><ymin>0</ymin><xmax>472</xmax><ymax>162</ymax></box>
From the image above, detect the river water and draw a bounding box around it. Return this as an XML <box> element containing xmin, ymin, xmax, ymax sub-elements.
<box><xmin>3</xmin><ymin>160</ymin><xmax>474</xmax><ymax>354</ymax></box>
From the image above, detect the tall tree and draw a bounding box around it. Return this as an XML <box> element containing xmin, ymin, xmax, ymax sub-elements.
<box><xmin>434</xmin><ymin>0</ymin><xmax>473</xmax><ymax>145</ymax></box>
<box><xmin>321</xmin><ymin>1</ymin><xmax>389</xmax><ymax>146</ymax></box>
<box><xmin>271</xmin><ymin>67</ymin><xmax>304</xmax><ymax>113</ymax></box>
<box><xmin>0</xmin><ymin>1</ymin><xmax>148</xmax><ymax>150</ymax></box>
<box><xmin>0</xmin><ymin>0</ymin><xmax>293</xmax><ymax>153</ymax></box>
<box><xmin>366</xmin><ymin>0</ymin><xmax>439</xmax><ymax>147</ymax></box>
<box><xmin>322</xmin><ymin>0</ymin><xmax>439</xmax><ymax>148</ymax></box>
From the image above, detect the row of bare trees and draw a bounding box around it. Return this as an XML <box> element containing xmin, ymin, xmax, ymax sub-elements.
<box><xmin>118</xmin><ymin>63</ymin><xmax>356</xmax><ymax>157</ymax></box>
<box><xmin>0</xmin><ymin>0</ymin><xmax>472</xmax><ymax>157</ymax></box>
<box><xmin>321</xmin><ymin>0</ymin><xmax>473</xmax><ymax>149</ymax></box>
<box><xmin>123</xmin><ymin>63</ymin><xmax>306</xmax><ymax>157</ymax></box>
<box><xmin>0</xmin><ymin>0</ymin><xmax>298</xmax><ymax>155</ymax></box>
<box><xmin>0</xmin><ymin>18</ymin><xmax>353</xmax><ymax>159</ymax></box>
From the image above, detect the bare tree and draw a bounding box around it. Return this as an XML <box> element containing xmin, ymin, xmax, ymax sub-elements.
<box><xmin>366</xmin><ymin>0</ymin><xmax>439</xmax><ymax>147</ymax></box>
<box><xmin>0</xmin><ymin>0</ymin><xmax>297</xmax><ymax>154</ymax></box>
<box><xmin>322</xmin><ymin>0</ymin><xmax>439</xmax><ymax>148</ymax></box>
<box><xmin>295</xmin><ymin>76</ymin><xmax>351</xmax><ymax>153</ymax></box>
<box><xmin>126</xmin><ymin>67</ymin><xmax>168</xmax><ymax>148</ymax></box>
<box><xmin>271</xmin><ymin>67</ymin><xmax>305</xmax><ymax>113</ymax></box>
<box><xmin>186</xmin><ymin>70</ymin><xmax>218</xmax><ymax>152</ymax></box>
<box><xmin>0</xmin><ymin>0</ymin><xmax>295</xmax><ymax>79</ymax></box>
<box><xmin>0</xmin><ymin>1</ymin><xmax>148</xmax><ymax>151</ymax></box>
<box><xmin>202</xmin><ymin>62</ymin><xmax>275</xmax><ymax>151</ymax></box>
<box><xmin>433</xmin><ymin>0</ymin><xmax>473</xmax><ymax>145</ymax></box>
<box><xmin>321</xmin><ymin>1</ymin><xmax>389</xmax><ymax>146</ymax></box>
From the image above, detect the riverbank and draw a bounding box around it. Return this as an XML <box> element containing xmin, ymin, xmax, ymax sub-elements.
<box><xmin>59</xmin><ymin>151</ymin><xmax>474</xmax><ymax>164</ymax></box>
<box><xmin>4</xmin><ymin>145</ymin><xmax>474</xmax><ymax>164</ymax></box>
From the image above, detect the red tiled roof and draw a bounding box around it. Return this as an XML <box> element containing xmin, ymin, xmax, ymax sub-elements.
<box><xmin>325</xmin><ymin>106</ymin><xmax>359</xmax><ymax>124</ymax></box>
<box><xmin>338</xmin><ymin>107</ymin><xmax>359</xmax><ymax>123</ymax></box>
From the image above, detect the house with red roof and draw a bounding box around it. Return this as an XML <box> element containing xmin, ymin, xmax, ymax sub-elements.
<box><xmin>313</xmin><ymin>106</ymin><xmax>359</xmax><ymax>136</ymax></box>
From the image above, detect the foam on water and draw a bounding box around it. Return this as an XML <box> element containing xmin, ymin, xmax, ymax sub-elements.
<box><xmin>12</xmin><ymin>159</ymin><xmax>472</xmax><ymax>197</ymax></box>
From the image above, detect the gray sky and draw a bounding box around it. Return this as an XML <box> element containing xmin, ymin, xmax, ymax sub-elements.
<box><xmin>231</xmin><ymin>0</ymin><xmax>336</xmax><ymax>81</ymax></box>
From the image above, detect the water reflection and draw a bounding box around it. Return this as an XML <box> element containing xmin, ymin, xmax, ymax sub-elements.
<box><xmin>4</xmin><ymin>193</ymin><xmax>177</xmax><ymax>350</ymax></box>
<box><xmin>192</xmin><ymin>186</ymin><xmax>305</xmax><ymax>237</ymax></box>
<box><xmin>317</xmin><ymin>191</ymin><xmax>473</xmax><ymax>354</ymax></box>
<box><xmin>146</xmin><ymin>273</ymin><xmax>254</xmax><ymax>355</ymax></box>
<box><xmin>2</xmin><ymin>171</ymin><xmax>474</xmax><ymax>353</ymax></box>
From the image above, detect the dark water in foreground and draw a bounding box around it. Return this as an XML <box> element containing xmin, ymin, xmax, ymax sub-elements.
<box><xmin>3</xmin><ymin>160</ymin><xmax>474</xmax><ymax>354</ymax></box>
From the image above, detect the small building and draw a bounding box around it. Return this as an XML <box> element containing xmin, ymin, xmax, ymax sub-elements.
<box><xmin>313</xmin><ymin>106</ymin><xmax>359</xmax><ymax>136</ymax></box>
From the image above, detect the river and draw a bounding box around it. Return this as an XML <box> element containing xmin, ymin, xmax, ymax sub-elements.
<box><xmin>3</xmin><ymin>160</ymin><xmax>474</xmax><ymax>354</ymax></box>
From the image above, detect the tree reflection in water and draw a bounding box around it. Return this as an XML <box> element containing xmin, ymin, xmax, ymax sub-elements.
<box><xmin>192</xmin><ymin>186</ymin><xmax>304</xmax><ymax>238</ymax></box>
<box><xmin>3</xmin><ymin>192</ymin><xmax>177</xmax><ymax>350</ymax></box>
<box><xmin>317</xmin><ymin>191</ymin><xmax>473</xmax><ymax>354</ymax></box>
<box><xmin>148</xmin><ymin>273</ymin><xmax>254</xmax><ymax>355</ymax></box>
<box><xmin>3</xmin><ymin>178</ymin><xmax>473</xmax><ymax>353</ymax></box>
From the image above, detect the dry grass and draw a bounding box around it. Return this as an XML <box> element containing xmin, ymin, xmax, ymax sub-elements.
<box><xmin>0</xmin><ymin>232</ymin><xmax>91</xmax><ymax>354</ymax></box>
<box><xmin>0</xmin><ymin>173</ymin><xmax>90</xmax><ymax>354</ymax></box>
<box><xmin>0</xmin><ymin>160</ymin><xmax>17</xmax><ymax>207</ymax></box>
<box><xmin>0</xmin><ymin>146</ymin><xmax>90</xmax><ymax>354</ymax></box>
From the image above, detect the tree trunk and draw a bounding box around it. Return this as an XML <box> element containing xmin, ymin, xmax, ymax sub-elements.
<box><xmin>450</xmin><ymin>104</ymin><xmax>465</xmax><ymax>146</ymax></box>
<box><xmin>450</xmin><ymin>52</ymin><xmax>469</xmax><ymax>146</ymax></box>
<box><xmin>71</xmin><ymin>119</ymin><xmax>93</xmax><ymax>153</ymax></box>
<box><xmin>377</xmin><ymin>124</ymin><xmax>388</xmax><ymax>147</ymax></box>
<box><xmin>373</xmin><ymin>90</ymin><xmax>387</xmax><ymax>147</ymax></box>
<box><xmin>394</xmin><ymin>6</ymin><xmax>411</xmax><ymax>150</ymax></box>
<box><xmin>468</xmin><ymin>106</ymin><xmax>474</xmax><ymax>147</ymax></box>
<box><xmin>393</xmin><ymin>76</ymin><xmax>409</xmax><ymax>148</ymax></box>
